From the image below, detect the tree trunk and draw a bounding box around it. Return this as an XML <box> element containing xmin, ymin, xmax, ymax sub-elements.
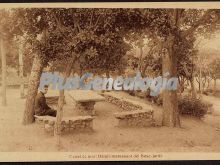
<box><xmin>138</xmin><ymin>46</ymin><xmax>143</xmax><ymax>71</ymax></box>
<box><xmin>202</xmin><ymin>76</ymin><xmax>206</xmax><ymax>93</ymax></box>
<box><xmin>214</xmin><ymin>78</ymin><xmax>217</xmax><ymax>95</ymax></box>
<box><xmin>54</xmin><ymin>56</ymin><xmax>77</xmax><ymax>149</ymax></box>
<box><xmin>207</xmin><ymin>78</ymin><xmax>211</xmax><ymax>89</ymax></box>
<box><xmin>106</xmin><ymin>70</ymin><xmax>110</xmax><ymax>78</ymax></box>
<box><xmin>1</xmin><ymin>38</ymin><xmax>7</xmax><ymax>106</ymax></box>
<box><xmin>179</xmin><ymin>77</ymin><xmax>185</xmax><ymax>93</ymax></box>
<box><xmin>190</xmin><ymin>77</ymin><xmax>197</xmax><ymax>98</ymax></box>
<box><xmin>199</xmin><ymin>66</ymin><xmax>202</xmax><ymax>93</ymax></box>
<box><xmin>18</xmin><ymin>38</ymin><xmax>25</xmax><ymax>98</ymax></box>
<box><xmin>162</xmin><ymin>10</ymin><xmax>181</xmax><ymax>127</ymax></box>
<box><xmin>162</xmin><ymin>38</ymin><xmax>180</xmax><ymax>127</ymax></box>
<box><xmin>22</xmin><ymin>54</ymin><xmax>44</xmax><ymax>124</ymax></box>
<box><xmin>54</xmin><ymin>89</ymin><xmax>65</xmax><ymax>150</ymax></box>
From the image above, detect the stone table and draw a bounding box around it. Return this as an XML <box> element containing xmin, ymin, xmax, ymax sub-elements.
<box><xmin>67</xmin><ymin>90</ymin><xmax>105</xmax><ymax>115</ymax></box>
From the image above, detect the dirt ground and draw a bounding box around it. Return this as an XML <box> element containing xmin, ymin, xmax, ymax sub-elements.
<box><xmin>1</xmin><ymin>87</ymin><xmax>220</xmax><ymax>152</ymax></box>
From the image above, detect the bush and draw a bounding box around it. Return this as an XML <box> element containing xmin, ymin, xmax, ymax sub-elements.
<box><xmin>127</xmin><ymin>90</ymin><xmax>212</xmax><ymax>118</ymax></box>
<box><xmin>178</xmin><ymin>96</ymin><xmax>212</xmax><ymax>118</ymax></box>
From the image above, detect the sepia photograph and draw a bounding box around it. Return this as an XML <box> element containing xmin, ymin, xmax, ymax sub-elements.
<box><xmin>0</xmin><ymin>2</ymin><xmax>220</xmax><ymax>161</ymax></box>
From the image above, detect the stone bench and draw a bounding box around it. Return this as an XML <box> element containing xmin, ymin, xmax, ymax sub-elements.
<box><xmin>102</xmin><ymin>92</ymin><xmax>155</xmax><ymax>127</ymax></box>
<box><xmin>114</xmin><ymin>110</ymin><xmax>155</xmax><ymax>127</ymax></box>
<box><xmin>34</xmin><ymin>115</ymin><xmax>94</xmax><ymax>133</ymax></box>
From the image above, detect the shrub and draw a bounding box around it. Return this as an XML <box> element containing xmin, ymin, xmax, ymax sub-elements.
<box><xmin>128</xmin><ymin>90</ymin><xmax>212</xmax><ymax>118</ymax></box>
<box><xmin>178</xmin><ymin>96</ymin><xmax>212</xmax><ymax>118</ymax></box>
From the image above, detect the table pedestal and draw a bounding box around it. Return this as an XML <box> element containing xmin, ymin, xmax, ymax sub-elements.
<box><xmin>75</xmin><ymin>101</ymin><xmax>96</xmax><ymax>116</ymax></box>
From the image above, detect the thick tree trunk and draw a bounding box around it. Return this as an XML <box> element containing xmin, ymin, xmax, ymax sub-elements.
<box><xmin>162</xmin><ymin>43</ymin><xmax>180</xmax><ymax>127</ymax></box>
<box><xmin>162</xmin><ymin>34</ymin><xmax>181</xmax><ymax>127</ymax></box>
<box><xmin>22</xmin><ymin>55</ymin><xmax>44</xmax><ymax>124</ymax></box>
<box><xmin>1</xmin><ymin>37</ymin><xmax>7</xmax><ymax>106</ymax></box>
<box><xmin>161</xmin><ymin>9</ymin><xmax>181</xmax><ymax>127</ymax></box>
<box><xmin>18</xmin><ymin>39</ymin><xmax>25</xmax><ymax>98</ymax></box>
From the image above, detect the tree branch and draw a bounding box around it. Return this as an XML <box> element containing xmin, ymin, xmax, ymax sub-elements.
<box><xmin>93</xmin><ymin>11</ymin><xmax>105</xmax><ymax>31</ymax></box>
<box><xmin>183</xmin><ymin>62</ymin><xmax>191</xmax><ymax>77</ymax></box>
<box><xmin>89</xmin><ymin>11</ymin><xmax>94</xmax><ymax>27</ymax></box>
<box><xmin>52</xmin><ymin>11</ymin><xmax>70</xmax><ymax>41</ymax></box>
<box><xmin>182</xmin><ymin>10</ymin><xmax>218</xmax><ymax>37</ymax></box>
